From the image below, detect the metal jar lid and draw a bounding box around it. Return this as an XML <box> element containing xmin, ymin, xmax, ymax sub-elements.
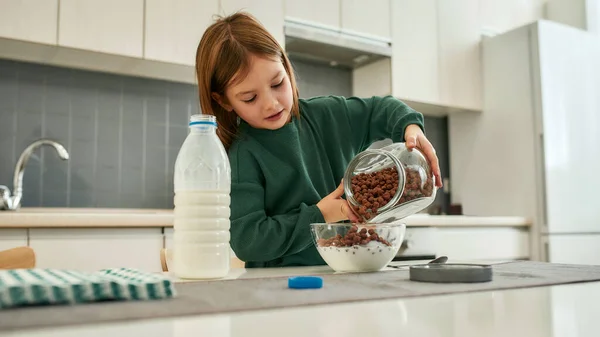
<box><xmin>409</xmin><ymin>264</ymin><xmax>493</xmax><ymax>283</ymax></box>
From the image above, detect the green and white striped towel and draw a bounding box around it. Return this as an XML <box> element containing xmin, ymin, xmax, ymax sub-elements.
<box><xmin>0</xmin><ymin>268</ymin><xmax>176</xmax><ymax>309</ymax></box>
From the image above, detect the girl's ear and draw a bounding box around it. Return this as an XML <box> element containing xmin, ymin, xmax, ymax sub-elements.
<box><xmin>211</xmin><ymin>92</ymin><xmax>233</xmax><ymax>112</ymax></box>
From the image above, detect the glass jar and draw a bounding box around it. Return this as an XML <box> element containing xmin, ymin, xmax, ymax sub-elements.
<box><xmin>343</xmin><ymin>142</ymin><xmax>437</xmax><ymax>223</ymax></box>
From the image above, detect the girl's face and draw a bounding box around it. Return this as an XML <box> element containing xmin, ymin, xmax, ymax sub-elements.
<box><xmin>221</xmin><ymin>54</ymin><xmax>294</xmax><ymax>130</ymax></box>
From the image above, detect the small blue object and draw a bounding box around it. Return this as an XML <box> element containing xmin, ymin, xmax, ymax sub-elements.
<box><xmin>189</xmin><ymin>120</ymin><xmax>217</xmax><ymax>127</ymax></box>
<box><xmin>288</xmin><ymin>276</ymin><xmax>323</xmax><ymax>289</ymax></box>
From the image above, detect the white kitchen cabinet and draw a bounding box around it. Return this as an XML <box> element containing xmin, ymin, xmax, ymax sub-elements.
<box><xmin>0</xmin><ymin>0</ymin><xmax>58</xmax><ymax>45</ymax></box>
<box><xmin>29</xmin><ymin>228</ymin><xmax>164</xmax><ymax>272</ymax></box>
<box><xmin>546</xmin><ymin>0</ymin><xmax>599</xmax><ymax>35</ymax></box>
<box><xmin>164</xmin><ymin>227</ymin><xmax>174</xmax><ymax>250</ymax></box>
<box><xmin>391</xmin><ymin>0</ymin><xmax>440</xmax><ymax>107</ymax></box>
<box><xmin>220</xmin><ymin>0</ymin><xmax>285</xmax><ymax>47</ymax></box>
<box><xmin>436</xmin><ymin>227</ymin><xmax>530</xmax><ymax>261</ymax></box>
<box><xmin>341</xmin><ymin>0</ymin><xmax>390</xmax><ymax>40</ymax></box>
<box><xmin>144</xmin><ymin>0</ymin><xmax>218</xmax><ymax>66</ymax></box>
<box><xmin>58</xmin><ymin>0</ymin><xmax>144</xmax><ymax>58</ymax></box>
<box><xmin>0</xmin><ymin>229</ymin><xmax>28</xmax><ymax>251</ymax></box>
<box><xmin>544</xmin><ymin>234</ymin><xmax>600</xmax><ymax>265</ymax></box>
<box><xmin>437</xmin><ymin>0</ymin><xmax>482</xmax><ymax>111</ymax></box>
<box><xmin>284</xmin><ymin>0</ymin><xmax>340</xmax><ymax>30</ymax></box>
<box><xmin>282</xmin><ymin>0</ymin><xmax>388</xmax><ymax>45</ymax></box>
<box><xmin>392</xmin><ymin>0</ymin><xmax>482</xmax><ymax>111</ymax></box>
<box><xmin>481</xmin><ymin>0</ymin><xmax>545</xmax><ymax>34</ymax></box>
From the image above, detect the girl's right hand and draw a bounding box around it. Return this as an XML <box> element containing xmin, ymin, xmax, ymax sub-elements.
<box><xmin>317</xmin><ymin>181</ymin><xmax>360</xmax><ymax>223</ymax></box>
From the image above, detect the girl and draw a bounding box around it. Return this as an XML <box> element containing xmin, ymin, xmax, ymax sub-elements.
<box><xmin>195</xmin><ymin>12</ymin><xmax>443</xmax><ymax>268</ymax></box>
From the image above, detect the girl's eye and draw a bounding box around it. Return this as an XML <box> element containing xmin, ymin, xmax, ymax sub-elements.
<box><xmin>272</xmin><ymin>79</ymin><xmax>284</xmax><ymax>88</ymax></box>
<box><xmin>242</xmin><ymin>96</ymin><xmax>256</xmax><ymax>103</ymax></box>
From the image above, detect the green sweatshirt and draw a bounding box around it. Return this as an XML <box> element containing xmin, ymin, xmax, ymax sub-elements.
<box><xmin>227</xmin><ymin>95</ymin><xmax>425</xmax><ymax>268</ymax></box>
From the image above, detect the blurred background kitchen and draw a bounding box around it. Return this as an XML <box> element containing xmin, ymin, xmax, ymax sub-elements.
<box><xmin>0</xmin><ymin>0</ymin><xmax>598</xmax><ymax>270</ymax></box>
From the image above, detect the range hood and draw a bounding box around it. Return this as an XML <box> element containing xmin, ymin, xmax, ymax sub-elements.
<box><xmin>284</xmin><ymin>18</ymin><xmax>392</xmax><ymax>69</ymax></box>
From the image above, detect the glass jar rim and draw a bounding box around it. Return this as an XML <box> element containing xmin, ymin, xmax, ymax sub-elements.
<box><xmin>342</xmin><ymin>148</ymin><xmax>407</xmax><ymax>217</ymax></box>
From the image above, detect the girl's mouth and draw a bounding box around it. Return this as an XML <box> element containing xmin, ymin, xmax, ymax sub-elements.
<box><xmin>265</xmin><ymin>110</ymin><xmax>284</xmax><ymax>121</ymax></box>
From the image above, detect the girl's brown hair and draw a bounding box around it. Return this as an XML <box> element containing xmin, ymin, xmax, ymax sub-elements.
<box><xmin>195</xmin><ymin>12</ymin><xmax>300</xmax><ymax>151</ymax></box>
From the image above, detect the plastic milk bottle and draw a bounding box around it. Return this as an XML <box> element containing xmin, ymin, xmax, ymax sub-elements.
<box><xmin>172</xmin><ymin>114</ymin><xmax>231</xmax><ymax>279</ymax></box>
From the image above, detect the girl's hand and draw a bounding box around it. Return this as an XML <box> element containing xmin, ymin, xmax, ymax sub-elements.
<box><xmin>404</xmin><ymin>124</ymin><xmax>443</xmax><ymax>188</ymax></box>
<box><xmin>317</xmin><ymin>181</ymin><xmax>360</xmax><ymax>223</ymax></box>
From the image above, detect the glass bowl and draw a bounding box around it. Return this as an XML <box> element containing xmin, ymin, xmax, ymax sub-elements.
<box><xmin>310</xmin><ymin>223</ymin><xmax>406</xmax><ymax>272</ymax></box>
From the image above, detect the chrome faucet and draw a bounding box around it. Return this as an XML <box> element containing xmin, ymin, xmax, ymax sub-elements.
<box><xmin>0</xmin><ymin>139</ymin><xmax>69</xmax><ymax>211</ymax></box>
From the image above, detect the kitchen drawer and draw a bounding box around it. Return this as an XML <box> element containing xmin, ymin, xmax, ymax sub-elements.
<box><xmin>436</xmin><ymin>227</ymin><xmax>530</xmax><ymax>261</ymax></box>
<box><xmin>0</xmin><ymin>229</ymin><xmax>28</xmax><ymax>251</ymax></box>
<box><xmin>544</xmin><ymin>234</ymin><xmax>600</xmax><ymax>265</ymax></box>
<box><xmin>29</xmin><ymin>228</ymin><xmax>163</xmax><ymax>272</ymax></box>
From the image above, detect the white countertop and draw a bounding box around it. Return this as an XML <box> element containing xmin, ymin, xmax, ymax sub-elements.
<box><xmin>2</xmin><ymin>259</ymin><xmax>598</xmax><ymax>337</ymax></box>
<box><xmin>0</xmin><ymin>207</ymin><xmax>531</xmax><ymax>228</ymax></box>
<box><xmin>0</xmin><ymin>208</ymin><xmax>174</xmax><ymax>228</ymax></box>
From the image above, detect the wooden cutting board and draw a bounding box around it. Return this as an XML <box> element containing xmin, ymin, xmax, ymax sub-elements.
<box><xmin>0</xmin><ymin>246</ymin><xmax>36</xmax><ymax>269</ymax></box>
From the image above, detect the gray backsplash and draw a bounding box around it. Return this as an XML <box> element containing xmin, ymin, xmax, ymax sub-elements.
<box><xmin>0</xmin><ymin>57</ymin><xmax>449</xmax><ymax>212</ymax></box>
<box><xmin>0</xmin><ymin>59</ymin><xmax>196</xmax><ymax>209</ymax></box>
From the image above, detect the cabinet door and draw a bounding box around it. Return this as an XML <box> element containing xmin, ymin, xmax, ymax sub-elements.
<box><xmin>0</xmin><ymin>229</ymin><xmax>28</xmax><ymax>251</ymax></box>
<box><xmin>164</xmin><ymin>227</ymin><xmax>174</xmax><ymax>251</ymax></box>
<box><xmin>58</xmin><ymin>0</ymin><xmax>144</xmax><ymax>58</ymax></box>
<box><xmin>546</xmin><ymin>0</ymin><xmax>599</xmax><ymax>34</ymax></box>
<box><xmin>0</xmin><ymin>0</ymin><xmax>58</xmax><ymax>45</ymax></box>
<box><xmin>546</xmin><ymin>234</ymin><xmax>600</xmax><ymax>265</ymax></box>
<box><xmin>284</xmin><ymin>0</ymin><xmax>340</xmax><ymax>30</ymax></box>
<box><xmin>29</xmin><ymin>228</ymin><xmax>164</xmax><ymax>272</ymax></box>
<box><xmin>391</xmin><ymin>0</ymin><xmax>440</xmax><ymax>105</ymax></box>
<box><xmin>220</xmin><ymin>0</ymin><xmax>285</xmax><ymax>47</ymax></box>
<box><xmin>437</xmin><ymin>0</ymin><xmax>482</xmax><ymax>111</ymax></box>
<box><xmin>341</xmin><ymin>0</ymin><xmax>390</xmax><ymax>40</ymax></box>
<box><xmin>436</xmin><ymin>227</ymin><xmax>530</xmax><ymax>261</ymax></box>
<box><xmin>145</xmin><ymin>0</ymin><xmax>218</xmax><ymax>66</ymax></box>
<box><xmin>481</xmin><ymin>0</ymin><xmax>545</xmax><ymax>34</ymax></box>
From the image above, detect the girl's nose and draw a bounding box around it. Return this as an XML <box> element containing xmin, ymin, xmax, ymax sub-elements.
<box><xmin>264</xmin><ymin>92</ymin><xmax>278</xmax><ymax>112</ymax></box>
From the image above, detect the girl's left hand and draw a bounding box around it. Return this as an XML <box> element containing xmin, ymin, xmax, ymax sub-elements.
<box><xmin>404</xmin><ymin>124</ymin><xmax>443</xmax><ymax>188</ymax></box>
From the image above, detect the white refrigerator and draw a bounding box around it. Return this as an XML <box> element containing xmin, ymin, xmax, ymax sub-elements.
<box><xmin>449</xmin><ymin>20</ymin><xmax>600</xmax><ymax>264</ymax></box>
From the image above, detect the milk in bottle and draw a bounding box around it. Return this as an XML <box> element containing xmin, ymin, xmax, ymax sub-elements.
<box><xmin>173</xmin><ymin>114</ymin><xmax>231</xmax><ymax>279</ymax></box>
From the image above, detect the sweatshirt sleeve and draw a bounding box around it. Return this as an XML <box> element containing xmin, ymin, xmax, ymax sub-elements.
<box><xmin>335</xmin><ymin>95</ymin><xmax>425</xmax><ymax>152</ymax></box>
<box><xmin>228</xmin><ymin>146</ymin><xmax>325</xmax><ymax>263</ymax></box>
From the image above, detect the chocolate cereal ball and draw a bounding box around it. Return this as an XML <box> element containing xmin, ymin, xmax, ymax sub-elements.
<box><xmin>349</xmin><ymin>166</ymin><xmax>434</xmax><ymax>221</ymax></box>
